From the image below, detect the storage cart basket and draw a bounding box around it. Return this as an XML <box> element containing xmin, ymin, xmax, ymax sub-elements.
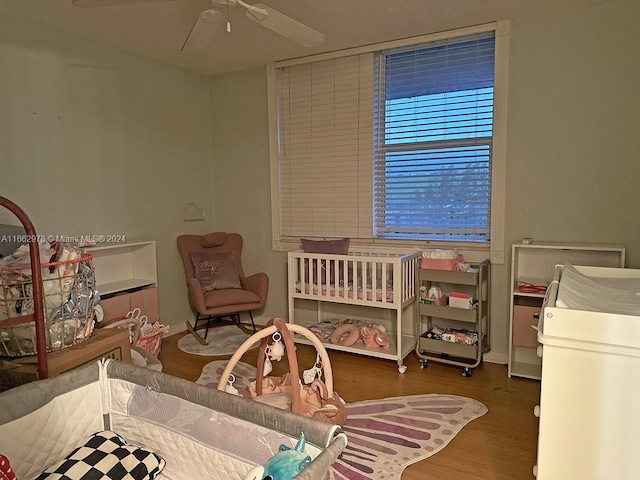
<box><xmin>0</xmin><ymin>251</ymin><xmax>98</xmax><ymax>356</ymax></box>
<box><xmin>135</xmin><ymin>331</ymin><xmax>163</xmax><ymax>357</ymax></box>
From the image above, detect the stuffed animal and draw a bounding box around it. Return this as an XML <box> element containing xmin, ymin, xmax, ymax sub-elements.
<box><xmin>360</xmin><ymin>324</ymin><xmax>390</xmax><ymax>349</ymax></box>
<box><xmin>330</xmin><ymin>321</ymin><xmax>391</xmax><ymax>349</ymax></box>
<box><xmin>329</xmin><ymin>322</ymin><xmax>360</xmax><ymax>347</ymax></box>
<box><xmin>266</xmin><ymin>332</ymin><xmax>285</xmax><ymax>361</ymax></box>
<box><xmin>243</xmin><ymin>433</ymin><xmax>311</xmax><ymax>480</ymax></box>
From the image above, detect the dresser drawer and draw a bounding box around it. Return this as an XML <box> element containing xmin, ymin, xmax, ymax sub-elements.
<box><xmin>512</xmin><ymin>305</ymin><xmax>540</xmax><ymax>348</ymax></box>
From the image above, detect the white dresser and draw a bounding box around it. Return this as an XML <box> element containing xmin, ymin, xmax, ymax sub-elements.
<box><xmin>535</xmin><ymin>264</ymin><xmax>640</xmax><ymax>479</ymax></box>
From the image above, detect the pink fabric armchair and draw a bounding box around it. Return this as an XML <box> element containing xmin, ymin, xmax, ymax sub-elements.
<box><xmin>177</xmin><ymin>232</ymin><xmax>268</xmax><ymax>337</ymax></box>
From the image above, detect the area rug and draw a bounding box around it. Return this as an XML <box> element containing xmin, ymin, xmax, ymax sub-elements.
<box><xmin>177</xmin><ymin>325</ymin><xmax>252</xmax><ymax>356</ymax></box>
<box><xmin>197</xmin><ymin>361</ymin><xmax>488</xmax><ymax>479</ymax></box>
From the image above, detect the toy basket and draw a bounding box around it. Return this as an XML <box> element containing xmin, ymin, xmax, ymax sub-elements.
<box><xmin>100</xmin><ymin>307</ymin><xmax>167</xmax><ymax>358</ymax></box>
<box><xmin>0</xmin><ymin>251</ymin><xmax>99</xmax><ymax>357</ymax></box>
<box><xmin>421</xmin><ymin>249</ymin><xmax>465</xmax><ymax>271</ymax></box>
<box><xmin>135</xmin><ymin>331</ymin><xmax>163</xmax><ymax>357</ymax></box>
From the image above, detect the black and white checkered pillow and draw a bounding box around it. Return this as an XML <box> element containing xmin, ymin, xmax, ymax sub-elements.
<box><xmin>36</xmin><ymin>431</ymin><xmax>165</xmax><ymax>480</ymax></box>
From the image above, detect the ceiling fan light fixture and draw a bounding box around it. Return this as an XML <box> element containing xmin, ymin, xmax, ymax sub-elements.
<box><xmin>74</xmin><ymin>0</ymin><xmax>326</xmax><ymax>51</ymax></box>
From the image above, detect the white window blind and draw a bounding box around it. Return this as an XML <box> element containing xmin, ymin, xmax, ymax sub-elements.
<box><xmin>277</xmin><ymin>54</ymin><xmax>374</xmax><ymax>239</ymax></box>
<box><xmin>374</xmin><ymin>32</ymin><xmax>496</xmax><ymax>242</ymax></box>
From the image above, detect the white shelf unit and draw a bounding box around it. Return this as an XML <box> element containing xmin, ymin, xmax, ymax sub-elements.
<box><xmin>84</xmin><ymin>241</ymin><xmax>157</xmax><ymax>296</ymax></box>
<box><xmin>416</xmin><ymin>260</ymin><xmax>491</xmax><ymax>377</ymax></box>
<box><xmin>508</xmin><ymin>242</ymin><xmax>625</xmax><ymax>380</ymax></box>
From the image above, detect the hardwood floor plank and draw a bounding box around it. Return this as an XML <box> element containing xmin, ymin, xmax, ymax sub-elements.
<box><xmin>158</xmin><ymin>328</ymin><xmax>540</xmax><ymax>480</ymax></box>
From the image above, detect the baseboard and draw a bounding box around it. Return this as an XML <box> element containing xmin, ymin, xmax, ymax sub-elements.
<box><xmin>166</xmin><ymin>316</ymin><xmax>508</xmax><ymax>366</ymax></box>
<box><xmin>251</xmin><ymin>314</ymin><xmax>280</xmax><ymax>327</ymax></box>
<box><xmin>165</xmin><ymin>320</ymin><xmax>189</xmax><ymax>337</ymax></box>
<box><xmin>165</xmin><ymin>314</ymin><xmax>275</xmax><ymax>337</ymax></box>
<box><xmin>483</xmin><ymin>351</ymin><xmax>508</xmax><ymax>365</ymax></box>
<box><xmin>255</xmin><ymin>316</ymin><xmax>509</xmax><ymax>365</ymax></box>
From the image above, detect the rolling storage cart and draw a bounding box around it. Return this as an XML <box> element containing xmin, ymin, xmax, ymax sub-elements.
<box><xmin>416</xmin><ymin>260</ymin><xmax>490</xmax><ymax>377</ymax></box>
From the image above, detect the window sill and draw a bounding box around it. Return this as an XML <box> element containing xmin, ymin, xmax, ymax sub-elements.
<box><xmin>273</xmin><ymin>238</ymin><xmax>501</xmax><ymax>265</ymax></box>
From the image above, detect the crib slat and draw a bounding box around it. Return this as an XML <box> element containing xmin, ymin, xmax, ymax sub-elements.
<box><xmin>372</xmin><ymin>260</ymin><xmax>378</xmax><ymax>304</ymax></box>
<box><xmin>362</xmin><ymin>259</ymin><xmax>368</xmax><ymax>301</ymax></box>
<box><xmin>381</xmin><ymin>261</ymin><xmax>387</xmax><ymax>305</ymax></box>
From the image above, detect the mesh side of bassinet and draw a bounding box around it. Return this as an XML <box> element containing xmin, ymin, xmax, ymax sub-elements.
<box><xmin>109</xmin><ymin>383</ymin><xmax>324</xmax><ymax>478</ymax></box>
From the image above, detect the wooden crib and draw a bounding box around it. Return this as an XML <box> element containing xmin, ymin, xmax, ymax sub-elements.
<box><xmin>287</xmin><ymin>247</ymin><xmax>421</xmax><ymax>373</ymax></box>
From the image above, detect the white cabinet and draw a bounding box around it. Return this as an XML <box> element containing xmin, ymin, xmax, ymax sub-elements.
<box><xmin>508</xmin><ymin>242</ymin><xmax>625</xmax><ymax>379</ymax></box>
<box><xmin>535</xmin><ymin>265</ymin><xmax>640</xmax><ymax>479</ymax></box>
<box><xmin>84</xmin><ymin>241</ymin><xmax>157</xmax><ymax>296</ymax></box>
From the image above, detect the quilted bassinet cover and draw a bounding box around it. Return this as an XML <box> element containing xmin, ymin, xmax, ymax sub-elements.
<box><xmin>0</xmin><ymin>360</ymin><xmax>346</xmax><ymax>479</ymax></box>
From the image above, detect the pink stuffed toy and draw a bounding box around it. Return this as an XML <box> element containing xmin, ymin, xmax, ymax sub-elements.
<box><xmin>360</xmin><ymin>324</ymin><xmax>390</xmax><ymax>349</ymax></box>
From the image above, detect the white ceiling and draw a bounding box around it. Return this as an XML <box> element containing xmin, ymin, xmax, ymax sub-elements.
<box><xmin>0</xmin><ymin>0</ymin><xmax>612</xmax><ymax>76</ymax></box>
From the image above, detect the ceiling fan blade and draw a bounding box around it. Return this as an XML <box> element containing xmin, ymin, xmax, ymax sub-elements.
<box><xmin>245</xmin><ymin>4</ymin><xmax>325</xmax><ymax>48</ymax></box>
<box><xmin>72</xmin><ymin>0</ymin><xmax>172</xmax><ymax>7</ymax></box>
<box><xmin>181</xmin><ymin>9</ymin><xmax>223</xmax><ymax>53</ymax></box>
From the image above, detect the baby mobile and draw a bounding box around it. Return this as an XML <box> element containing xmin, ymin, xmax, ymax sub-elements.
<box><xmin>266</xmin><ymin>331</ymin><xmax>324</xmax><ymax>382</ymax></box>
<box><xmin>225</xmin><ymin>330</ymin><xmax>324</xmax><ymax>393</ymax></box>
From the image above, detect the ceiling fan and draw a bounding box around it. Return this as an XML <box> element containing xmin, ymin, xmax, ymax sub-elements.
<box><xmin>71</xmin><ymin>0</ymin><xmax>326</xmax><ymax>52</ymax></box>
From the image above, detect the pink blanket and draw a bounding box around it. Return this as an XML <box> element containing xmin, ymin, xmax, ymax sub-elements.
<box><xmin>296</xmin><ymin>282</ymin><xmax>394</xmax><ymax>303</ymax></box>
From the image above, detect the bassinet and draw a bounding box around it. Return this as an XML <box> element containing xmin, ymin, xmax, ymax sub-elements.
<box><xmin>0</xmin><ymin>359</ymin><xmax>347</xmax><ymax>479</ymax></box>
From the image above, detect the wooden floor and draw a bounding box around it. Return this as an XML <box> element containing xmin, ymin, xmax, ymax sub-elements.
<box><xmin>159</xmin><ymin>324</ymin><xmax>541</xmax><ymax>480</ymax></box>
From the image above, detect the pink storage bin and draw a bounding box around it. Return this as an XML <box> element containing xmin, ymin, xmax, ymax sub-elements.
<box><xmin>420</xmin><ymin>257</ymin><xmax>461</xmax><ymax>271</ymax></box>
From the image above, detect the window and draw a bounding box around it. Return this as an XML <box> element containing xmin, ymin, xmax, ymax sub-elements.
<box><xmin>374</xmin><ymin>32</ymin><xmax>495</xmax><ymax>242</ymax></box>
<box><xmin>270</xmin><ymin>22</ymin><xmax>508</xmax><ymax>263</ymax></box>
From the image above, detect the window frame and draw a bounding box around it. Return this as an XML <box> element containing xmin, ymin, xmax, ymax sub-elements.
<box><xmin>268</xmin><ymin>21</ymin><xmax>509</xmax><ymax>264</ymax></box>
